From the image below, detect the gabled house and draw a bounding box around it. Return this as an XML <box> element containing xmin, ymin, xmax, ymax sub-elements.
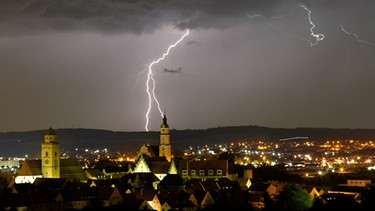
<box><xmin>158</xmin><ymin>173</ymin><xmax>185</xmax><ymax>191</ymax></box>
<box><xmin>123</xmin><ymin>195</ymin><xmax>154</xmax><ymax>210</ymax></box>
<box><xmin>248</xmin><ymin>182</ymin><xmax>278</xmax><ymax>199</ymax></box>
<box><xmin>308</xmin><ymin>186</ymin><xmax>324</xmax><ymax>198</ymax></box>
<box><xmin>248</xmin><ymin>182</ymin><xmax>279</xmax><ymax>210</ymax></box>
<box><xmin>122</xmin><ymin>172</ymin><xmax>160</xmax><ymax>189</ymax></box>
<box><xmin>161</xmin><ymin>200</ymin><xmax>196</xmax><ymax>211</ymax></box>
<box><xmin>97</xmin><ymin>186</ymin><xmax>124</xmax><ymax>207</ymax></box>
<box><xmin>190</xmin><ymin>190</ymin><xmax>215</xmax><ymax>209</ymax></box>
<box><xmin>93</xmin><ymin>159</ymin><xmax>133</xmax><ymax>179</ymax></box>
<box><xmin>134</xmin><ymin>189</ymin><xmax>161</xmax><ymax>211</ymax></box>
<box><xmin>156</xmin><ymin>191</ymin><xmax>197</xmax><ymax>211</ymax></box>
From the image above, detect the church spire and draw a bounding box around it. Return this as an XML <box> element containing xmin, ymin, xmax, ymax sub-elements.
<box><xmin>41</xmin><ymin>127</ymin><xmax>60</xmax><ymax>178</ymax></box>
<box><xmin>159</xmin><ymin>114</ymin><xmax>171</xmax><ymax>162</ymax></box>
<box><xmin>161</xmin><ymin>114</ymin><xmax>169</xmax><ymax>128</ymax></box>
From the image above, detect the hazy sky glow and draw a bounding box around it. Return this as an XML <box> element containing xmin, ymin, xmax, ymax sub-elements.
<box><xmin>1</xmin><ymin>0</ymin><xmax>375</xmax><ymax>132</ymax></box>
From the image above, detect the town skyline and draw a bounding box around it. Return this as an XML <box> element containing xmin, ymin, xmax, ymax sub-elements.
<box><xmin>2</xmin><ymin>110</ymin><xmax>375</xmax><ymax>210</ymax></box>
<box><xmin>2</xmin><ymin>125</ymin><xmax>375</xmax><ymax>158</ymax></box>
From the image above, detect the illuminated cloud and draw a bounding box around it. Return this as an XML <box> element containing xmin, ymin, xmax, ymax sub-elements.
<box><xmin>0</xmin><ymin>0</ymin><xmax>309</xmax><ymax>36</ymax></box>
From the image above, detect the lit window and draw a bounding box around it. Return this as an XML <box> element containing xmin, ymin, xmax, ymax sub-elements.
<box><xmin>208</xmin><ymin>170</ymin><xmax>214</xmax><ymax>176</ymax></box>
<box><xmin>191</xmin><ymin>169</ymin><xmax>196</xmax><ymax>176</ymax></box>
<box><xmin>182</xmin><ymin>170</ymin><xmax>187</xmax><ymax>176</ymax></box>
<box><xmin>199</xmin><ymin>170</ymin><xmax>205</xmax><ymax>176</ymax></box>
<box><xmin>217</xmin><ymin>169</ymin><xmax>222</xmax><ymax>176</ymax></box>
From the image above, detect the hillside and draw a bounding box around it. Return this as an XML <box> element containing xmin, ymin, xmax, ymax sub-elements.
<box><xmin>1</xmin><ymin>126</ymin><xmax>375</xmax><ymax>157</ymax></box>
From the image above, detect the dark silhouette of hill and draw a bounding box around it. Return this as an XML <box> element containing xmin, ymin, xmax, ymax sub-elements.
<box><xmin>1</xmin><ymin>126</ymin><xmax>375</xmax><ymax>157</ymax></box>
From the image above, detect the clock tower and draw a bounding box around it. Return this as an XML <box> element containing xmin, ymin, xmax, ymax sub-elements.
<box><xmin>41</xmin><ymin>127</ymin><xmax>60</xmax><ymax>178</ymax></box>
<box><xmin>159</xmin><ymin>115</ymin><xmax>172</xmax><ymax>162</ymax></box>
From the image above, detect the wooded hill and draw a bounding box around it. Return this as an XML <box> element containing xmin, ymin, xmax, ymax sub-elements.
<box><xmin>1</xmin><ymin>126</ymin><xmax>375</xmax><ymax>157</ymax></box>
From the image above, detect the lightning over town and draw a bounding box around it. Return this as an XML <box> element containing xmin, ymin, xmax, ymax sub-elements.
<box><xmin>1</xmin><ymin>1</ymin><xmax>375</xmax><ymax>210</ymax></box>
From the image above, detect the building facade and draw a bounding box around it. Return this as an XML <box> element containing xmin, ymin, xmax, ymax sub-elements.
<box><xmin>41</xmin><ymin>127</ymin><xmax>60</xmax><ymax>178</ymax></box>
<box><xmin>159</xmin><ymin>115</ymin><xmax>172</xmax><ymax>162</ymax></box>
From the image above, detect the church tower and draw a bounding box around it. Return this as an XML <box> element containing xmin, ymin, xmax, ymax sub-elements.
<box><xmin>41</xmin><ymin>127</ymin><xmax>60</xmax><ymax>178</ymax></box>
<box><xmin>159</xmin><ymin>115</ymin><xmax>172</xmax><ymax>162</ymax></box>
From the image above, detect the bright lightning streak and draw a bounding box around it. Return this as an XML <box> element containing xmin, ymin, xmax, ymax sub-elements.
<box><xmin>145</xmin><ymin>30</ymin><xmax>190</xmax><ymax>131</ymax></box>
<box><xmin>299</xmin><ymin>4</ymin><xmax>324</xmax><ymax>46</ymax></box>
<box><xmin>340</xmin><ymin>24</ymin><xmax>375</xmax><ymax>47</ymax></box>
<box><xmin>246</xmin><ymin>4</ymin><xmax>324</xmax><ymax>47</ymax></box>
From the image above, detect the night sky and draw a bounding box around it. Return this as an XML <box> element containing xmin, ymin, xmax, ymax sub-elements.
<box><xmin>1</xmin><ymin>0</ymin><xmax>375</xmax><ymax>132</ymax></box>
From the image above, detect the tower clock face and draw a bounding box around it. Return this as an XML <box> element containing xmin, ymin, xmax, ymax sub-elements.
<box><xmin>44</xmin><ymin>159</ymin><xmax>49</xmax><ymax>165</ymax></box>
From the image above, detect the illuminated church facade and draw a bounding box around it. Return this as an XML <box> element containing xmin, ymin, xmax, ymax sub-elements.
<box><xmin>15</xmin><ymin>115</ymin><xmax>177</xmax><ymax>184</ymax></box>
<box><xmin>133</xmin><ymin>114</ymin><xmax>178</xmax><ymax>181</ymax></box>
<box><xmin>41</xmin><ymin>127</ymin><xmax>60</xmax><ymax>178</ymax></box>
<box><xmin>15</xmin><ymin>128</ymin><xmax>87</xmax><ymax>184</ymax></box>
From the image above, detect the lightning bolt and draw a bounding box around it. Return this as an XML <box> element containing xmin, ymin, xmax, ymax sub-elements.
<box><xmin>340</xmin><ymin>24</ymin><xmax>375</xmax><ymax>47</ymax></box>
<box><xmin>299</xmin><ymin>4</ymin><xmax>324</xmax><ymax>46</ymax></box>
<box><xmin>246</xmin><ymin>4</ymin><xmax>324</xmax><ymax>47</ymax></box>
<box><xmin>144</xmin><ymin>29</ymin><xmax>190</xmax><ymax>131</ymax></box>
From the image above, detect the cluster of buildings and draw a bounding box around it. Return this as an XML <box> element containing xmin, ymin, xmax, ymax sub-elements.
<box><xmin>0</xmin><ymin>115</ymin><xmax>251</xmax><ymax>210</ymax></box>
<box><xmin>0</xmin><ymin>115</ymin><xmax>374</xmax><ymax>210</ymax></box>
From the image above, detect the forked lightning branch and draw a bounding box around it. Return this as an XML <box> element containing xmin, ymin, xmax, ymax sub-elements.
<box><xmin>144</xmin><ymin>30</ymin><xmax>190</xmax><ymax>131</ymax></box>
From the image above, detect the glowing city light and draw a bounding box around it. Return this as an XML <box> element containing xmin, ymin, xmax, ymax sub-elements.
<box><xmin>144</xmin><ymin>30</ymin><xmax>190</xmax><ymax>131</ymax></box>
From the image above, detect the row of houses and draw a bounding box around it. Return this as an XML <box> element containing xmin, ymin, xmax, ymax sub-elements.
<box><xmin>3</xmin><ymin>169</ymin><xmax>372</xmax><ymax>211</ymax></box>
<box><xmin>1</xmin><ymin>175</ymin><xmax>237</xmax><ymax>211</ymax></box>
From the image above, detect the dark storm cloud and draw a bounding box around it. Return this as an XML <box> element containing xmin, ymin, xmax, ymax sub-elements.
<box><xmin>0</xmin><ymin>0</ymin><xmax>309</xmax><ymax>36</ymax></box>
<box><xmin>2</xmin><ymin>0</ymin><xmax>375</xmax><ymax>133</ymax></box>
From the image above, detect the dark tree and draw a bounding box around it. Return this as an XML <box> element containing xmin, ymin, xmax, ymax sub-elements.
<box><xmin>272</xmin><ymin>184</ymin><xmax>313</xmax><ymax>211</ymax></box>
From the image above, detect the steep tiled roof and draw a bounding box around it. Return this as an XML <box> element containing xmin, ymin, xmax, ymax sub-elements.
<box><xmin>84</xmin><ymin>169</ymin><xmax>103</xmax><ymax>179</ymax></box>
<box><xmin>192</xmin><ymin>190</ymin><xmax>210</xmax><ymax>204</ymax></box>
<box><xmin>149</xmin><ymin>161</ymin><xmax>170</xmax><ymax>174</ymax></box>
<box><xmin>134</xmin><ymin>189</ymin><xmax>158</xmax><ymax>201</ymax></box>
<box><xmin>159</xmin><ymin>174</ymin><xmax>184</xmax><ymax>186</ymax></box>
<box><xmin>248</xmin><ymin>182</ymin><xmax>271</xmax><ymax>192</ymax></box>
<box><xmin>18</xmin><ymin>158</ymin><xmax>87</xmax><ymax>181</ymax></box>
<box><xmin>34</xmin><ymin>178</ymin><xmax>67</xmax><ymax>189</ymax></box>
<box><xmin>60</xmin><ymin>158</ymin><xmax>86</xmax><ymax>179</ymax></box>
<box><xmin>18</xmin><ymin>160</ymin><xmax>41</xmax><ymax>175</ymax></box>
